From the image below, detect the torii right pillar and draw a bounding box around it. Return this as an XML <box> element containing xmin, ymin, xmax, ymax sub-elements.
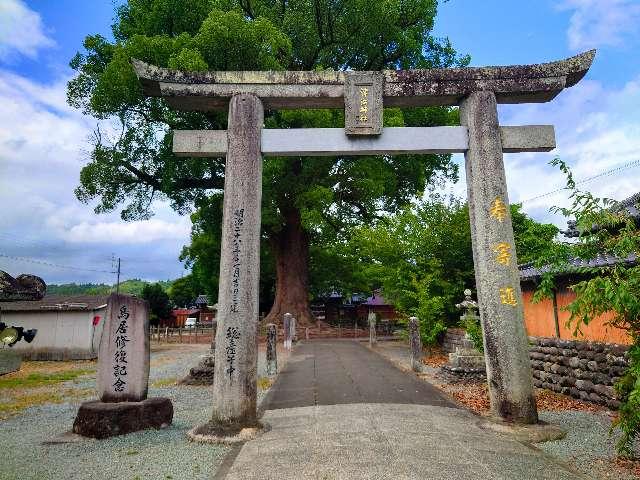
<box><xmin>460</xmin><ymin>91</ymin><xmax>538</xmax><ymax>424</ymax></box>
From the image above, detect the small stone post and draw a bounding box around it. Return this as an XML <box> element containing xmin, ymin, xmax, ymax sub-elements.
<box><xmin>408</xmin><ymin>316</ymin><xmax>422</xmax><ymax>372</ymax></box>
<box><xmin>305</xmin><ymin>327</ymin><xmax>310</xmax><ymax>340</ymax></box>
<box><xmin>368</xmin><ymin>312</ymin><xmax>377</xmax><ymax>347</ymax></box>
<box><xmin>460</xmin><ymin>91</ymin><xmax>538</xmax><ymax>424</ymax></box>
<box><xmin>266</xmin><ymin>323</ymin><xmax>277</xmax><ymax>375</ymax></box>
<box><xmin>209</xmin><ymin>94</ymin><xmax>264</xmax><ymax>431</ymax></box>
<box><xmin>290</xmin><ymin>316</ymin><xmax>297</xmax><ymax>343</ymax></box>
<box><xmin>283</xmin><ymin>313</ymin><xmax>292</xmax><ymax>350</ymax></box>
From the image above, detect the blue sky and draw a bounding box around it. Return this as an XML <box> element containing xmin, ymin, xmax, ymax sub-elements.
<box><xmin>0</xmin><ymin>0</ymin><xmax>639</xmax><ymax>285</ymax></box>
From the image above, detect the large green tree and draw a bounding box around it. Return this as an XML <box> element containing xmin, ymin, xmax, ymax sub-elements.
<box><xmin>331</xmin><ymin>197</ymin><xmax>558</xmax><ymax>343</ymax></box>
<box><xmin>68</xmin><ymin>0</ymin><xmax>468</xmax><ymax>324</ymax></box>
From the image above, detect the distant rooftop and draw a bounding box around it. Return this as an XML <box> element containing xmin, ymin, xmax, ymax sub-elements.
<box><xmin>1</xmin><ymin>294</ymin><xmax>110</xmax><ymax>312</ymax></box>
<box><xmin>519</xmin><ymin>253</ymin><xmax>637</xmax><ymax>282</ymax></box>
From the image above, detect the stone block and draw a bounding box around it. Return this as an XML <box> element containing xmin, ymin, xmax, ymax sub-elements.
<box><xmin>593</xmin><ymin>384</ymin><xmax>615</xmax><ymax>399</ymax></box>
<box><xmin>586</xmin><ymin>361</ymin><xmax>599</xmax><ymax>372</ymax></box>
<box><xmin>560</xmin><ymin>376</ymin><xmax>576</xmax><ymax>387</ymax></box>
<box><xmin>449</xmin><ymin>355</ymin><xmax>486</xmax><ymax>369</ymax></box>
<box><xmin>588</xmin><ymin>393</ymin><xmax>603</xmax><ymax>404</ymax></box>
<box><xmin>607</xmin><ymin>399</ymin><xmax>622</xmax><ymax>409</ymax></box>
<box><xmin>97</xmin><ymin>294</ymin><xmax>149</xmax><ymax>402</ymax></box>
<box><xmin>568</xmin><ymin>357</ymin><xmax>581</xmax><ymax>369</ymax></box>
<box><xmin>73</xmin><ymin>398</ymin><xmax>173</xmax><ymax>439</ymax></box>
<box><xmin>609</xmin><ymin>366</ymin><xmax>626</xmax><ymax>377</ymax></box>
<box><xmin>575</xmin><ymin>380</ymin><xmax>594</xmax><ymax>392</ymax></box>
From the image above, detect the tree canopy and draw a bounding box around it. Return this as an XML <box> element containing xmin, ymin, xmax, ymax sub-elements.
<box><xmin>141</xmin><ymin>282</ymin><xmax>172</xmax><ymax>324</ymax></box>
<box><xmin>320</xmin><ymin>196</ymin><xmax>558</xmax><ymax>343</ymax></box>
<box><xmin>68</xmin><ymin>0</ymin><xmax>469</xmax><ymax>323</ymax></box>
<box><xmin>534</xmin><ymin>159</ymin><xmax>640</xmax><ymax>457</ymax></box>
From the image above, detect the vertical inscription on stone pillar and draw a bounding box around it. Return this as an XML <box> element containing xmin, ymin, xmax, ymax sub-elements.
<box><xmin>460</xmin><ymin>91</ymin><xmax>537</xmax><ymax>424</ymax></box>
<box><xmin>345</xmin><ymin>72</ymin><xmax>383</xmax><ymax>136</ymax></box>
<box><xmin>98</xmin><ymin>294</ymin><xmax>150</xmax><ymax>403</ymax></box>
<box><xmin>112</xmin><ymin>306</ymin><xmax>130</xmax><ymax>393</ymax></box>
<box><xmin>230</xmin><ymin>208</ymin><xmax>244</xmax><ymax>314</ymax></box>
<box><xmin>211</xmin><ymin>94</ymin><xmax>263</xmax><ymax>426</ymax></box>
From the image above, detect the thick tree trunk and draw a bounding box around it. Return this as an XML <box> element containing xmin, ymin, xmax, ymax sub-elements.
<box><xmin>264</xmin><ymin>207</ymin><xmax>315</xmax><ymax>326</ymax></box>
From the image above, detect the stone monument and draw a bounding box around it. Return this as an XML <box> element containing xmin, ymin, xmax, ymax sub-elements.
<box><xmin>441</xmin><ymin>289</ymin><xmax>487</xmax><ymax>382</ymax></box>
<box><xmin>408</xmin><ymin>317</ymin><xmax>422</xmax><ymax>372</ymax></box>
<box><xmin>73</xmin><ymin>294</ymin><xmax>173</xmax><ymax>439</ymax></box>
<box><xmin>134</xmin><ymin>49</ymin><xmax>595</xmax><ymax>427</ymax></box>
<box><xmin>368</xmin><ymin>311</ymin><xmax>377</xmax><ymax>347</ymax></box>
<box><xmin>266</xmin><ymin>323</ymin><xmax>277</xmax><ymax>375</ymax></box>
<box><xmin>283</xmin><ymin>312</ymin><xmax>292</xmax><ymax>350</ymax></box>
<box><xmin>180</xmin><ymin>319</ymin><xmax>217</xmax><ymax>385</ymax></box>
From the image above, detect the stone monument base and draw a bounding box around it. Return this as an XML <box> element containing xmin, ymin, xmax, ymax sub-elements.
<box><xmin>180</xmin><ymin>353</ymin><xmax>215</xmax><ymax>385</ymax></box>
<box><xmin>0</xmin><ymin>349</ymin><xmax>22</xmax><ymax>375</ymax></box>
<box><xmin>187</xmin><ymin>420</ymin><xmax>265</xmax><ymax>445</ymax></box>
<box><xmin>479</xmin><ymin>417</ymin><xmax>566</xmax><ymax>443</ymax></box>
<box><xmin>73</xmin><ymin>397</ymin><xmax>173</xmax><ymax>439</ymax></box>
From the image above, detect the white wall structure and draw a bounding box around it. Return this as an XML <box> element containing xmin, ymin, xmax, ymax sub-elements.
<box><xmin>1</xmin><ymin>295</ymin><xmax>108</xmax><ymax>360</ymax></box>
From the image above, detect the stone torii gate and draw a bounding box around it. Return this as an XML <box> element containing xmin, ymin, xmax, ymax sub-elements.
<box><xmin>134</xmin><ymin>50</ymin><xmax>594</xmax><ymax>432</ymax></box>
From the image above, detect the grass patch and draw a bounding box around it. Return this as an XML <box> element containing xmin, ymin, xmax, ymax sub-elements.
<box><xmin>0</xmin><ymin>369</ymin><xmax>95</xmax><ymax>389</ymax></box>
<box><xmin>151</xmin><ymin>377</ymin><xmax>177</xmax><ymax>388</ymax></box>
<box><xmin>0</xmin><ymin>387</ymin><xmax>93</xmax><ymax>420</ymax></box>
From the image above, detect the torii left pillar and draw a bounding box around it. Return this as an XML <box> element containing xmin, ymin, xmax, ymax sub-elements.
<box><xmin>210</xmin><ymin>93</ymin><xmax>263</xmax><ymax>431</ymax></box>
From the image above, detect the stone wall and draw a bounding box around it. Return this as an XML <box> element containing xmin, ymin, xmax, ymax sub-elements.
<box><xmin>529</xmin><ymin>337</ymin><xmax>627</xmax><ymax>409</ymax></box>
<box><xmin>441</xmin><ymin>329</ymin><xmax>629</xmax><ymax>409</ymax></box>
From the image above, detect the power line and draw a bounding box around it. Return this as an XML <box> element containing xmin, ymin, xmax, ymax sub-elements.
<box><xmin>520</xmin><ymin>159</ymin><xmax>640</xmax><ymax>204</ymax></box>
<box><xmin>0</xmin><ymin>253</ymin><xmax>115</xmax><ymax>274</ymax></box>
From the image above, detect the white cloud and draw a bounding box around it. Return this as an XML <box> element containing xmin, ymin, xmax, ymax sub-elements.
<box><xmin>499</xmin><ymin>75</ymin><xmax>640</xmax><ymax>227</ymax></box>
<box><xmin>0</xmin><ymin>0</ymin><xmax>55</xmax><ymax>61</ymax></box>
<box><xmin>558</xmin><ymin>0</ymin><xmax>640</xmax><ymax>51</ymax></box>
<box><xmin>59</xmin><ymin>218</ymin><xmax>192</xmax><ymax>245</ymax></box>
<box><xmin>443</xmin><ymin>74</ymin><xmax>640</xmax><ymax>231</ymax></box>
<box><xmin>0</xmin><ymin>70</ymin><xmax>192</xmax><ymax>283</ymax></box>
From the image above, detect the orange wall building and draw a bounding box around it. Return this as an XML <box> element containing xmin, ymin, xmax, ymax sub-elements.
<box><xmin>520</xmin><ymin>279</ymin><xmax>631</xmax><ymax>345</ymax></box>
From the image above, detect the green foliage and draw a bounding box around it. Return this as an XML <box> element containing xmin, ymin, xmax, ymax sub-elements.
<box><xmin>68</xmin><ymin>0</ymin><xmax>469</xmax><ymax>313</ymax></box>
<box><xmin>535</xmin><ymin>158</ymin><xmax>640</xmax><ymax>457</ymax></box>
<box><xmin>510</xmin><ymin>204</ymin><xmax>559</xmax><ymax>264</ymax></box>
<box><xmin>45</xmin><ymin>279</ymin><xmax>172</xmax><ymax>296</ymax></box>
<box><xmin>46</xmin><ymin>283</ymin><xmax>112</xmax><ymax>295</ymax></box>
<box><xmin>322</xmin><ymin>194</ymin><xmax>558</xmax><ymax>345</ymax></box>
<box><xmin>460</xmin><ymin>314</ymin><xmax>483</xmax><ymax>353</ymax></box>
<box><xmin>339</xmin><ymin>195</ymin><xmax>473</xmax><ymax>345</ymax></box>
<box><xmin>168</xmin><ymin>275</ymin><xmax>199</xmax><ymax>307</ymax></box>
<box><xmin>141</xmin><ymin>282</ymin><xmax>172</xmax><ymax>323</ymax></box>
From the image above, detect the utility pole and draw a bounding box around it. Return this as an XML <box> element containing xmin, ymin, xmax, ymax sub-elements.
<box><xmin>112</xmin><ymin>256</ymin><xmax>121</xmax><ymax>295</ymax></box>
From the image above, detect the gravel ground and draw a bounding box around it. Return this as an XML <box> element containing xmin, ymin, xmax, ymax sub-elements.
<box><xmin>0</xmin><ymin>343</ymin><xmax>281</xmax><ymax>480</ymax></box>
<box><xmin>538</xmin><ymin>410</ymin><xmax>634</xmax><ymax>480</ymax></box>
<box><xmin>371</xmin><ymin>340</ymin><xmax>636</xmax><ymax>480</ymax></box>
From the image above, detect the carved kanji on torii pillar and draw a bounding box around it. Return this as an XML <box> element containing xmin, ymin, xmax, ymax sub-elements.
<box><xmin>134</xmin><ymin>50</ymin><xmax>595</xmax><ymax>433</ymax></box>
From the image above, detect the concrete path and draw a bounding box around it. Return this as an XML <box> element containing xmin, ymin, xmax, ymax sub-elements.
<box><xmin>221</xmin><ymin>340</ymin><xmax>589</xmax><ymax>480</ymax></box>
<box><xmin>262</xmin><ymin>340</ymin><xmax>454</xmax><ymax>410</ymax></box>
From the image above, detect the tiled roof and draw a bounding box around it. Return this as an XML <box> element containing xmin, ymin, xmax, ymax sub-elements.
<box><xmin>1</xmin><ymin>294</ymin><xmax>110</xmax><ymax>312</ymax></box>
<box><xmin>519</xmin><ymin>253</ymin><xmax>637</xmax><ymax>281</ymax></box>
<box><xmin>194</xmin><ymin>294</ymin><xmax>210</xmax><ymax>306</ymax></box>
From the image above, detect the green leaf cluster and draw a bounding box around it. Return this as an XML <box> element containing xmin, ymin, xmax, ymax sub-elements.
<box><xmin>535</xmin><ymin>158</ymin><xmax>640</xmax><ymax>457</ymax></box>
<box><xmin>141</xmin><ymin>282</ymin><xmax>172</xmax><ymax>323</ymax></box>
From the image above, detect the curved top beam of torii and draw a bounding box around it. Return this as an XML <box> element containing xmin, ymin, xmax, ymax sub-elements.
<box><xmin>132</xmin><ymin>49</ymin><xmax>595</xmax><ymax>111</ymax></box>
